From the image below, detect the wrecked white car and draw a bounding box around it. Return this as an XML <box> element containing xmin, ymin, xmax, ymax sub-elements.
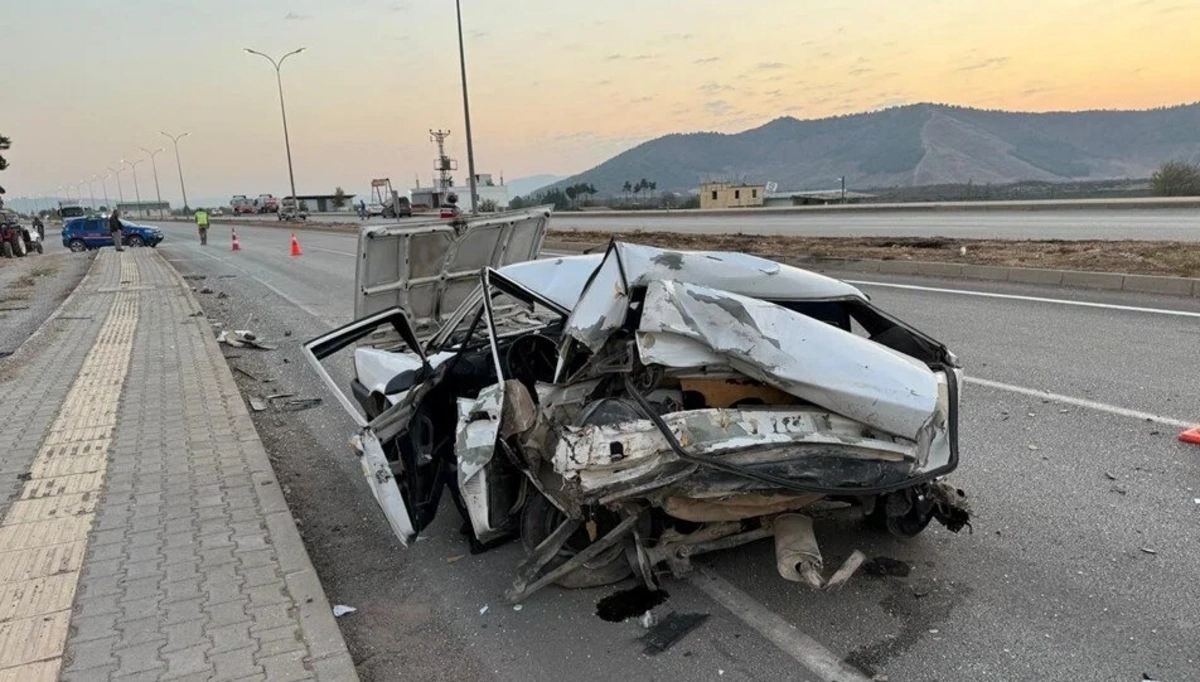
<box><xmin>304</xmin><ymin>207</ymin><xmax>969</xmax><ymax>602</ymax></box>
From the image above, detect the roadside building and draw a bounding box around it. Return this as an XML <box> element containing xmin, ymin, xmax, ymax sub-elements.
<box><xmin>700</xmin><ymin>182</ymin><xmax>767</xmax><ymax>209</ymax></box>
<box><xmin>410</xmin><ymin>173</ymin><xmax>509</xmax><ymax>212</ymax></box>
<box><xmin>116</xmin><ymin>201</ymin><xmax>171</xmax><ymax>218</ymax></box>
<box><xmin>293</xmin><ymin>194</ymin><xmax>356</xmax><ymax>213</ymax></box>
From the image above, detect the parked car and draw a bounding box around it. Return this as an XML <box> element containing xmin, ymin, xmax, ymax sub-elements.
<box><xmin>382</xmin><ymin>196</ymin><xmax>413</xmax><ymax>219</ymax></box>
<box><xmin>304</xmin><ymin>208</ymin><xmax>970</xmax><ymax>603</ymax></box>
<box><xmin>438</xmin><ymin>204</ymin><xmax>460</xmax><ymax>219</ymax></box>
<box><xmin>366</xmin><ymin>202</ymin><xmax>385</xmax><ymax>217</ymax></box>
<box><xmin>62</xmin><ymin>216</ymin><xmax>164</xmax><ymax>251</ymax></box>
<box><xmin>231</xmin><ymin>195</ymin><xmax>256</xmax><ymax>214</ymax></box>
<box><xmin>0</xmin><ymin>211</ymin><xmax>42</xmax><ymax>258</ymax></box>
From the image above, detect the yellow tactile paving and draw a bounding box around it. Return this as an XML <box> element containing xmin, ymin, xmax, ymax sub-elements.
<box><xmin>19</xmin><ymin>473</ymin><xmax>106</xmax><ymax>500</ymax></box>
<box><xmin>0</xmin><ymin>659</ymin><xmax>59</xmax><ymax>682</ymax></box>
<box><xmin>0</xmin><ymin>256</ymin><xmax>140</xmax><ymax>677</ymax></box>
<box><xmin>0</xmin><ymin>542</ymin><xmax>86</xmax><ymax>583</ymax></box>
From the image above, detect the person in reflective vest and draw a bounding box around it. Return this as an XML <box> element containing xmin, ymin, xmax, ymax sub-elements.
<box><xmin>194</xmin><ymin>209</ymin><xmax>209</xmax><ymax>245</ymax></box>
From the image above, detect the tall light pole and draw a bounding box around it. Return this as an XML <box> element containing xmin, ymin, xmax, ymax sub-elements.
<box><xmin>84</xmin><ymin>178</ymin><xmax>96</xmax><ymax>211</ymax></box>
<box><xmin>95</xmin><ymin>174</ymin><xmax>110</xmax><ymax>211</ymax></box>
<box><xmin>120</xmin><ymin>158</ymin><xmax>142</xmax><ymax>217</ymax></box>
<box><xmin>141</xmin><ymin>147</ymin><xmax>166</xmax><ymax>218</ymax></box>
<box><xmin>161</xmin><ymin>131</ymin><xmax>191</xmax><ymax>212</ymax></box>
<box><xmin>108</xmin><ymin>166</ymin><xmax>126</xmax><ymax>208</ymax></box>
<box><xmin>455</xmin><ymin>0</ymin><xmax>479</xmax><ymax>214</ymax></box>
<box><xmin>245</xmin><ymin>47</ymin><xmax>304</xmax><ymax>208</ymax></box>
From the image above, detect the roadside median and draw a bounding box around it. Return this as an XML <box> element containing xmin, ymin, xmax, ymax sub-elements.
<box><xmin>545</xmin><ymin>231</ymin><xmax>1200</xmax><ymax>297</ymax></box>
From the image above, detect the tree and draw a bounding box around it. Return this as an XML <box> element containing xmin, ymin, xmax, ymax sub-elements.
<box><xmin>332</xmin><ymin>187</ymin><xmax>347</xmax><ymax>209</ymax></box>
<box><xmin>622</xmin><ymin>180</ymin><xmax>632</xmax><ymax>198</ymax></box>
<box><xmin>0</xmin><ymin>134</ymin><xmax>9</xmax><ymax>172</ymax></box>
<box><xmin>1151</xmin><ymin>161</ymin><xmax>1200</xmax><ymax>196</ymax></box>
<box><xmin>509</xmin><ymin>195</ymin><xmax>528</xmax><ymax>209</ymax></box>
<box><xmin>565</xmin><ymin>185</ymin><xmax>578</xmax><ymax>208</ymax></box>
<box><xmin>478</xmin><ymin>198</ymin><xmax>499</xmax><ymax>212</ymax></box>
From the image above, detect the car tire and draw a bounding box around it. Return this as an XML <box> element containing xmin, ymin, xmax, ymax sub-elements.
<box><xmin>33</xmin><ymin>241</ymin><xmax>43</xmax><ymax>254</ymax></box>
<box><xmin>1</xmin><ymin>241</ymin><xmax>12</xmax><ymax>259</ymax></box>
<box><xmin>67</xmin><ymin>239</ymin><xmax>87</xmax><ymax>253</ymax></box>
<box><xmin>519</xmin><ymin>494</ymin><xmax>632</xmax><ymax>589</ymax></box>
<box><xmin>13</xmin><ymin>236</ymin><xmax>26</xmax><ymax>257</ymax></box>
<box><xmin>128</xmin><ymin>235</ymin><xmax>145</xmax><ymax>248</ymax></box>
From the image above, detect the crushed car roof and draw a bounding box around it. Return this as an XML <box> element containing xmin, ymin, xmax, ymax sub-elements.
<box><xmin>497</xmin><ymin>242</ymin><xmax>867</xmax><ymax>310</ymax></box>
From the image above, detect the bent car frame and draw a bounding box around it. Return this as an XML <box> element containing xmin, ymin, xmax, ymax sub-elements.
<box><xmin>304</xmin><ymin>207</ymin><xmax>970</xmax><ymax>602</ymax></box>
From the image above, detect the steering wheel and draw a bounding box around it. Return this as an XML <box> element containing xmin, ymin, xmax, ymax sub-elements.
<box><xmin>504</xmin><ymin>334</ymin><xmax>559</xmax><ymax>388</ymax></box>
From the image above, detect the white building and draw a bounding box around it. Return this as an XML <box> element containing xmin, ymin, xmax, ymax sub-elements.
<box><xmin>410</xmin><ymin>173</ymin><xmax>509</xmax><ymax>212</ymax></box>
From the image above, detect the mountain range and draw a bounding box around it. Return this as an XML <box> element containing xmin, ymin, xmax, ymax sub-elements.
<box><xmin>542</xmin><ymin>103</ymin><xmax>1200</xmax><ymax>195</ymax></box>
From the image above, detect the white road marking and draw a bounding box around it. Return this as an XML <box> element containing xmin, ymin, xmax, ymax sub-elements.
<box><xmin>307</xmin><ymin>246</ymin><xmax>356</xmax><ymax>257</ymax></box>
<box><xmin>689</xmin><ymin>567</ymin><xmax>871</xmax><ymax>682</ymax></box>
<box><xmin>188</xmin><ymin>248</ymin><xmax>335</xmax><ymax>326</ymax></box>
<box><xmin>966</xmin><ymin>377</ymin><xmax>1194</xmax><ymax>428</ymax></box>
<box><xmin>845</xmin><ymin>280</ymin><xmax>1200</xmax><ymax>318</ymax></box>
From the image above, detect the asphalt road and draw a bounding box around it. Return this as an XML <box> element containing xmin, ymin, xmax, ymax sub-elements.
<box><xmin>152</xmin><ymin>219</ymin><xmax>1200</xmax><ymax>682</ymax></box>
<box><xmin>233</xmin><ymin>208</ymin><xmax>1200</xmax><ymax>241</ymax></box>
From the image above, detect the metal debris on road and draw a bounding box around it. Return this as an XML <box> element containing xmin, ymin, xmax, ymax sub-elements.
<box><xmin>1104</xmin><ymin>472</ymin><xmax>1118</xmax><ymax>481</ymax></box>
<box><xmin>1139</xmin><ymin>547</ymin><xmax>1157</xmax><ymax>555</ymax></box>
<box><xmin>217</xmin><ymin>292</ymin><xmax>229</xmax><ymax>299</ymax></box>
<box><xmin>479</xmin><ymin>605</ymin><xmax>489</xmax><ymax>615</ymax></box>
<box><xmin>248</xmin><ymin>397</ymin><xmax>268</xmax><ymax>412</ymax></box>
<box><xmin>824</xmin><ymin>550</ymin><xmax>867</xmax><ymax>590</ymax></box>
<box><xmin>332</xmin><ymin>605</ymin><xmax>357</xmax><ymax>617</ymax></box>
<box><xmin>199</xmin><ymin>287</ymin><xmax>214</xmax><ymax>294</ymax></box>
<box><xmin>273</xmin><ymin>396</ymin><xmax>322</xmax><ymax>412</ymax></box>
<box><xmin>638</xmin><ymin>612</ymin><xmax>710</xmax><ymax>656</ymax></box>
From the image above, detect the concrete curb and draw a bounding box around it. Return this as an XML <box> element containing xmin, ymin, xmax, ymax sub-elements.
<box><xmin>158</xmin><ymin>250</ymin><xmax>361</xmax><ymax>682</ymax></box>
<box><xmin>543</xmin><ymin>240</ymin><xmax>1200</xmax><ymax>298</ymax></box>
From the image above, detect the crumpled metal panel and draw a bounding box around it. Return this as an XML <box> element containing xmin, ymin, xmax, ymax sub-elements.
<box><xmin>562</xmin><ymin>242</ymin><xmax>867</xmax><ymax>353</ymax></box>
<box><xmin>638</xmin><ymin>279</ymin><xmax>939</xmax><ymax>440</ymax></box>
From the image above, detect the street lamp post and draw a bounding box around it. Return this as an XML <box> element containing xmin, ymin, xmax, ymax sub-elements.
<box><xmin>95</xmin><ymin>174</ymin><xmax>110</xmax><ymax>211</ymax></box>
<box><xmin>161</xmin><ymin>131</ymin><xmax>191</xmax><ymax>212</ymax></box>
<box><xmin>108</xmin><ymin>166</ymin><xmax>126</xmax><ymax>208</ymax></box>
<box><xmin>123</xmin><ymin>158</ymin><xmax>144</xmax><ymax>218</ymax></box>
<box><xmin>245</xmin><ymin>47</ymin><xmax>304</xmax><ymax>209</ymax></box>
<box><xmin>141</xmin><ymin>147</ymin><xmax>166</xmax><ymax>218</ymax></box>
<box><xmin>84</xmin><ymin>178</ymin><xmax>96</xmax><ymax>211</ymax></box>
<box><xmin>455</xmin><ymin>0</ymin><xmax>479</xmax><ymax>214</ymax></box>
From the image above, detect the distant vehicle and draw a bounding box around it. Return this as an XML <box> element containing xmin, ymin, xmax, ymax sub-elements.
<box><xmin>62</xmin><ymin>216</ymin><xmax>164</xmax><ymax>251</ymax></box>
<box><xmin>371</xmin><ymin>178</ymin><xmax>413</xmax><ymax>218</ymax></box>
<box><xmin>366</xmin><ymin>202</ymin><xmax>385</xmax><ymax>217</ymax></box>
<box><xmin>59</xmin><ymin>203</ymin><xmax>85</xmax><ymax>220</ymax></box>
<box><xmin>211</xmin><ymin>208</ymin><xmax>226</xmax><ymax>217</ymax></box>
<box><xmin>278</xmin><ymin>197</ymin><xmax>308</xmax><ymax>222</ymax></box>
<box><xmin>231</xmin><ymin>195</ymin><xmax>256</xmax><ymax>214</ymax></box>
<box><xmin>0</xmin><ymin>211</ymin><xmax>42</xmax><ymax>258</ymax></box>
<box><xmin>255</xmin><ymin>194</ymin><xmax>279</xmax><ymax>213</ymax></box>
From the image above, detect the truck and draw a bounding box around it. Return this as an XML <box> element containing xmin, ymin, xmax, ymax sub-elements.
<box><xmin>255</xmin><ymin>194</ymin><xmax>279</xmax><ymax>214</ymax></box>
<box><xmin>371</xmin><ymin>179</ymin><xmax>413</xmax><ymax>219</ymax></box>
<box><xmin>231</xmin><ymin>195</ymin><xmax>256</xmax><ymax>214</ymax></box>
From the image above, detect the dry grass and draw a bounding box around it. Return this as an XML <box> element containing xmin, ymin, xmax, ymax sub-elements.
<box><xmin>546</xmin><ymin>231</ymin><xmax>1200</xmax><ymax>279</ymax></box>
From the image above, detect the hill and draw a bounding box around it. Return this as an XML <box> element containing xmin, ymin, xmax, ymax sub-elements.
<box><xmin>539</xmin><ymin>103</ymin><xmax>1200</xmax><ymax>196</ymax></box>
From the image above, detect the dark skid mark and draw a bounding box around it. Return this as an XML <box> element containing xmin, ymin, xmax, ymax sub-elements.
<box><xmin>863</xmin><ymin>557</ymin><xmax>912</xmax><ymax>577</ymax></box>
<box><xmin>640</xmin><ymin>612</ymin><xmax>709</xmax><ymax>655</ymax></box>
<box><xmin>595</xmin><ymin>585</ymin><xmax>670</xmax><ymax>623</ymax></box>
<box><xmin>652</xmin><ymin>251</ymin><xmax>685</xmax><ymax>270</ymax></box>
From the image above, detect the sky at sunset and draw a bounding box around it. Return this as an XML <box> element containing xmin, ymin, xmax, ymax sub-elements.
<box><xmin>3</xmin><ymin>0</ymin><xmax>1199</xmax><ymax>206</ymax></box>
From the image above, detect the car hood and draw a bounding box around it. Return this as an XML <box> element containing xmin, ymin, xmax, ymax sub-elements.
<box><xmin>355</xmin><ymin>207</ymin><xmax>551</xmax><ymax>332</ymax></box>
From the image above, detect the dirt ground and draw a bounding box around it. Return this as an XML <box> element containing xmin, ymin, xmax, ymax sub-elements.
<box><xmin>545</xmin><ymin>230</ymin><xmax>1200</xmax><ymax>278</ymax></box>
<box><xmin>0</xmin><ymin>253</ymin><xmax>93</xmax><ymax>358</ymax></box>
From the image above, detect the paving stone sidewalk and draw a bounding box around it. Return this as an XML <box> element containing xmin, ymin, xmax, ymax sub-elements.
<box><xmin>0</xmin><ymin>249</ymin><xmax>358</xmax><ymax>682</ymax></box>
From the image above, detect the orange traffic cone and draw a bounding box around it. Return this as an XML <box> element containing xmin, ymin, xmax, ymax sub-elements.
<box><xmin>1180</xmin><ymin>426</ymin><xmax>1200</xmax><ymax>445</ymax></box>
<box><xmin>231</xmin><ymin>229</ymin><xmax>241</xmax><ymax>252</ymax></box>
<box><xmin>290</xmin><ymin>232</ymin><xmax>302</xmax><ymax>257</ymax></box>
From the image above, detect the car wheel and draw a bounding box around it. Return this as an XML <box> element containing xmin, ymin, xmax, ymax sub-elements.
<box><xmin>67</xmin><ymin>239</ymin><xmax>87</xmax><ymax>253</ymax></box>
<box><xmin>128</xmin><ymin>235</ymin><xmax>145</xmax><ymax>248</ymax></box>
<box><xmin>866</xmin><ymin>490</ymin><xmax>934</xmax><ymax>538</ymax></box>
<box><xmin>1</xmin><ymin>241</ymin><xmax>12</xmax><ymax>258</ymax></box>
<box><xmin>13</xmin><ymin>236</ymin><xmax>26</xmax><ymax>257</ymax></box>
<box><xmin>519</xmin><ymin>494</ymin><xmax>632</xmax><ymax>589</ymax></box>
<box><xmin>33</xmin><ymin>241</ymin><xmax>43</xmax><ymax>254</ymax></box>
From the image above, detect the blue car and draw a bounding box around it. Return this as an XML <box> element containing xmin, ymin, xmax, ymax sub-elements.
<box><xmin>62</xmin><ymin>216</ymin><xmax>165</xmax><ymax>251</ymax></box>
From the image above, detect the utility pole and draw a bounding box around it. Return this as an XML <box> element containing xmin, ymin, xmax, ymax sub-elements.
<box><xmin>95</xmin><ymin>174</ymin><xmax>110</xmax><ymax>211</ymax></box>
<box><xmin>162</xmin><ymin>131</ymin><xmax>191</xmax><ymax>211</ymax></box>
<box><xmin>455</xmin><ymin>0</ymin><xmax>478</xmax><ymax>214</ymax></box>
<box><xmin>123</xmin><ymin>158</ymin><xmax>144</xmax><ymax>218</ymax></box>
<box><xmin>84</xmin><ymin>178</ymin><xmax>96</xmax><ymax>210</ymax></box>
<box><xmin>141</xmin><ymin>147</ymin><xmax>166</xmax><ymax>218</ymax></box>
<box><xmin>108</xmin><ymin>166</ymin><xmax>126</xmax><ymax>208</ymax></box>
<box><xmin>245</xmin><ymin>47</ymin><xmax>305</xmax><ymax>211</ymax></box>
<box><xmin>840</xmin><ymin>176</ymin><xmax>846</xmax><ymax>204</ymax></box>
